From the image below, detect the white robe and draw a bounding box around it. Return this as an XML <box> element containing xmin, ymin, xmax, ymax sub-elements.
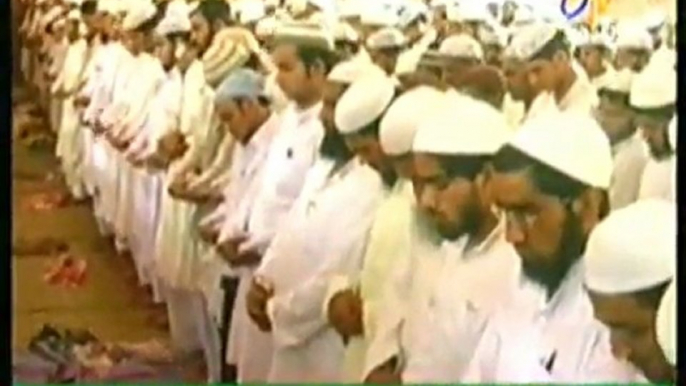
<box><xmin>461</xmin><ymin>263</ymin><xmax>647</xmax><ymax>383</ymax></box>
<box><xmin>402</xmin><ymin>222</ymin><xmax>521</xmax><ymax>382</ymax></box>
<box><xmin>222</xmin><ymin>103</ymin><xmax>324</xmax><ymax>382</ymax></box>
<box><xmin>638</xmin><ymin>157</ymin><xmax>676</xmax><ymax>202</ymax></box>
<box><xmin>47</xmin><ymin>38</ymin><xmax>68</xmax><ymax>133</ymax></box>
<box><xmin>609</xmin><ymin>134</ymin><xmax>650</xmax><ymax>210</ymax></box>
<box><xmin>53</xmin><ymin>38</ymin><xmax>88</xmax><ymax>198</ymax></box>
<box><xmin>340</xmin><ymin>180</ymin><xmax>415</xmax><ymax>381</ymax></box>
<box><xmin>257</xmin><ymin>158</ymin><xmax>385</xmax><ymax>383</ymax></box>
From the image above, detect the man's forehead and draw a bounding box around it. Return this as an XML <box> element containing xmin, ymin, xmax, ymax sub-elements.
<box><xmin>490</xmin><ymin>170</ymin><xmax>539</xmax><ymax>203</ymax></box>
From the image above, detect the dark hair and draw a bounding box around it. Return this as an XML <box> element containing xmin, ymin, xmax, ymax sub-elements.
<box><xmin>438</xmin><ymin>154</ymin><xmax>493</xmax><ymax>180</ymax></box>
<box><xmin>530</xmin><ymin>30</ymin><xmax>571</xmax><ymax>61</ymax></box>
<box><xmin>194</xmin><ymin>0</ymin><xmax>232</xmax><ymax>27</ymax></box>
<box><xmin>631</xmin><ymin>104</ymin><xmax>676</xmax><ymax>121</ymax></box>
<box><xmin>492</xmin><ymin>145</ymin><xmax>589</xmax><ymax>199</ymax></box>
<box><xmin>136</xmin><ymin>16</ymin><xmax>162</xmax><ymax>34</ymax></box>
<box><xmin>634</xmin><ymin>280</ymin><xmax>672</xmax><ymax>309</ymax></box>
<box><xmin>493</xmin><ymin>145</ymin><xmax>611</xmax><ymax>218</ymax></box>
<box><xmin>296</xmin><ymin>45</ymin><xmax>341</xmax><ymax>76</ymax></box>
<box><xmin>80</xmin><ymin>0</ymin><xmax>98</xmax><ymax>15</ymax></box>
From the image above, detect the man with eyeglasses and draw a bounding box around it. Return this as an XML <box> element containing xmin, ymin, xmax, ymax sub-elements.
<box><xmin>461</xmin><ymin>111</ymin><xmax>645</xmax><ymax>382</ymax></box>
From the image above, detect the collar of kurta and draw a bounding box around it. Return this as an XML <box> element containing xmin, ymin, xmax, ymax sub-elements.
<box><xmin>558</xmin><ymin>67</ymin><xmax>597</xmax><ymax>112</ymax></box>
<box><xmin>294</xmin><ymin>101</ymin><xmax>323</xmax><ymax>125</ymax></box>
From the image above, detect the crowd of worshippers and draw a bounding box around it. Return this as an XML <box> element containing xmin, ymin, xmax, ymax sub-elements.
<box><xmin>18</xmin><ymin>0</ymin><xmax>676</xmax><ymax>384</ymax></box>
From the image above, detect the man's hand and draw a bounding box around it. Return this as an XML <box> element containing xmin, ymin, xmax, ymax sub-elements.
<box><xmin>246</xmin><ymin>277</ymin><xmax>274</xmax><ymax>332</ymax></box>
<box><xmin>215</xmin><ymin>235</ymin><xmax>247</xmax><ymax>262</ymax></box>
<box><xmin>198</xmin><ymin>225</ymin><xmax>220</xmax><ymax>245</ymax></box>
<box><xmin>167</xmin><ymin>178</ymin><xmax>189</xmax><ymax>199</ymax></box>
<box><xmin>327</xmin><ymin>288</ymin><xmax>364</xmax><ymax>341</ymax></box>
<box><xmin>227</xmin><ymin>248</ymin><xmax>262</xmax><ymax>268</ymax></box>
<box><xmin>74</xmin><ymin>96</ymin><xmax>90</xmax><ymax>108</ymax></box>
<box><xmin>364</xmin><ymin>359</ymin><xmax>401</xmax><ymax>384</ymax></box>
<box><xmin>158</xmin><ymin>131</ymin><xmax>188</xmax><ymax>161</ymax></box>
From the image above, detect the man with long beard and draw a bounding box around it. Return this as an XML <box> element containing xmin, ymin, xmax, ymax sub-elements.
<box><xmin>461</xmin><ymin>111</ymin><xmax>645</xmax><ymax>382</ymax></box>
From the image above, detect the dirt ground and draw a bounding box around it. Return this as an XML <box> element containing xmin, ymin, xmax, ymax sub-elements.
<box><xmin>11</xmin><ymin>88</ymin><xmax>170</xmax><ymax>350</ymax></box>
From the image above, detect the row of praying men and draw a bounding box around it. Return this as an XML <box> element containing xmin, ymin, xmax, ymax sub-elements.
<box><xmin>18</xmin><ymin>0</ymin><xmax>677</xmax><ymax>384</ymax></box>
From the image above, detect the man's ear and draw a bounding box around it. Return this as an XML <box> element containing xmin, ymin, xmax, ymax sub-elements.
<box><xmin>572</xmin><ymin>189</ymin><xmax>604</xmax><ymax>234</ymax></box>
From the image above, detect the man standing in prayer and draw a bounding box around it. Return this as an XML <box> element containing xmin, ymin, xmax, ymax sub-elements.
<box><xmin>584</xmin><ymin>199</ymin><xmax>676</xmax><ymax>384</ymax></box>
<box><xmin>462</xmin><ymin>111</ymin><xmax>644</xmax><ymax>382</ymax></box>
<box><xmin>594</xmin><ymin>69</ymin><xmax>649</xmax><ymax>210</ymax></box>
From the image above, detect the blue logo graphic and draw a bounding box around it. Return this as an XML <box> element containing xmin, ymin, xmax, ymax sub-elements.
<box><xmin>560</xmin><ymin>0</ymin><xmax>590</xmax><ymax>20</ymax></box>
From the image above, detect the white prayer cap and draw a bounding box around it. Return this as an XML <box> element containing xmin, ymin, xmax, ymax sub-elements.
<box><xmin>366</xmin><ymin>27</ymin><xmax>407</xmax><ymax>50</ymax></box>
<box><xmin>328</xmin><ymin>59</ymin><xmax>384</xmax><ymax>85</ymax></box>
<box><xmin>438</xmin><ymin>33</ymin><xmax>483</xmax><ymax>60</ymax></box>
<box><xmin>584</xmin><ymin>199</ymin><xmax>676</xmax><ymax>294</ymax></box>
<box><xmin>380</xmin><ymin>86</ymin><xmax>445</xmax><ymax>155</ymax></box>
<box><xmin>333</xmin><ymin>21</ymin><xmax>359</xmax><ymax>42</ymax></box>
<box><xmin>615</xmin><ymin>27</ymin><xmax>654</xmax><ymax>51</ymax></box>
<box><xmin>656</xmin><ymin>280</ymin><xmax>676</xmax><ymax>365</ymax></box>
<box><xmin>579</xmin><ymin>32</ymin><xmax>613</xmax><ymax>50</ymax></box>
<box><xmin>286</xmin><ymin>0</ymin><xmax>308</xmax><ymax>15</ymax></box>
<box><xmin>430</xmin><ymin>0</ymin><xmax>449</xmax><ymax>8</ymax></box>
<box><xmin>360</xmin><ymin>7</ymin><xmax>397</xmax><ymax>27</ymax></box>
<box><xmin>96</xmin><ymin>0</ymin><xmax>118</xmax><ymax>14</ymax></box>
<box><xmin>479</xmin><ymin>24</ymin><xmax>506</xmax><ymax>46</ymax></box>
<box><xmin>255</xmin><ymin>17</ymin><xmax>279</xmax><ymax>38</ymax></box>
<box><xmin>510</xmin><ymin>5</ymin><xmax>537</xmax><ymax>28</ymax></box>
<box><xmin>630</xmin><ymin>66</ymin><xmax>676</xmax><ymax>109</ymax></box>
<box><xmin>67</xmin><ymin>9</ymin><xmax>81</xmax><ymax>20</ymax></box>
<box><xmin>338</xmin><ymin>0</ymin><xmax>362</xmax><ymax>19</ymax></box>
<box><xmin>413</xmin><ymin>92</ymin><xmax>511</xmax><ymax>155</ymax></box>
<box><xmin>335</xmin><ymin>73</ymin><xmax>396</xmax><ymax>135</ymax></box>
<box><xmin>599</xmin><ymin>68</ymin><xmax>634</xmax><ymax>94</ymax></box>
<box><xmin>265</xmin><ymin>0</ymin><xmax>280</xmax><ymax>7</ymax></box>
<box><xmin>273</xmin><ymin>21</ymin><xmax>335</xmax><ymax>50</ymax></box>
<box><xmin>156</xmin><ymin>3</ymin><xmax>191</xmax><ymax>36</ymax></box>
<box><xmin>239</xmin><ymin>1</ymin><xmax>266</xmax><ymax>24</ymax></box>
<box><xmin>642</xmin><ymin>9</ymin><xmax>667</xmax><ymax>31</ymax></box>
<box><xmin>215</xmin><ymin>68</ymin><xmax>266</xmax><ymax>104</ymax></box>
<box><xmin>122</xmin><ymin>0</ymin><xmax>157</xmax><ymax>31</ymax></box>
<box><xmin>448</xmin><ymin>2</ymin><xmax>491</xmax><ymax>23</ymax></box>
<box><xmin>394</xmin><ymin>49</ymin><xmax>422</xmax><ymax>75</ymax></box>
<box><xmin>508</xmin><ymin>111</ymin><xmax>613</xmax><ymax>188</ymax></box>
<box><xmin>508</xmin><ymin>22</ymin><xmax>562</xmax><ymax>61</ymax></box>
<box><xmin>668</xmin><ymin>116</ymin><xmax>677</xmax><ymax>150</ymax></box>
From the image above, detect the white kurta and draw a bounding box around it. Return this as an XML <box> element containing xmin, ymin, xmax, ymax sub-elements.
<box><xmin>340</xmin><ymin>180</ymin><xmax>415</xmax><ymax>381</ymax></box>
<box><xmin>461</xmin><ymin>263</ymin><xmax>647</xmax><ymax>383</ymax></box>
<box><xmin>223</xmin><ymin>103</ymin><xmax>324</xmax><ymax>383</ymax></box>
<box><xmin>609</xmin><ymin>134</ymin><xmax>650</xmax><ymax>210</ymax></box>
<box><xmin>364</xmin><ymin>213</ymin><xmax>444</xmax><ymax>378</ymax></box>
<box><xmin>258</xmin><ymin>158</ymin><xmax>385</xmax><ymax>383</ymax></box>
<box><xmin>47</xmin><ymin>38</ymin><xmax>68</xmax><ymax>133</ymax></box>
<box><xmin>53</xmin><ymin>38</ymin><xmax>88</xmax><ymax>198</ymax></box>
<box><xmin>638</xmin><ymin>157</ymin><xmax>676</xmax><ymax>202</ymax></box>
<box><xmin>402</xmin><ymin>222</ymin><xmax>521</xmax><ymax>383</ymax></box>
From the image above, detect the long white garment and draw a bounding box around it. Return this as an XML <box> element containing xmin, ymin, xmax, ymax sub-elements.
<box><xmin>198</xmin><ymin>114</ymin><xmax>281</xmax><ymax>383</ymax></box>
<box><xmin>257</xmin><ymin>158</ymin><xmax>385</xmax><ymax>383</ymax></box>
<box><xmin>47</xmin><ymin>38</ymin><xmax>68</xmax><ymax>133</ymax></box>
<box><xmin>53</xmin><ymin>38</ymin><xmax>88</xmax><ymax>198</ymax></box>
<box><xmin>222</xmin><ymin>104</ymin><xmax>323</xmax><ymax>383</ymax></box>
<box><xmin>461</xmin><ymin>263</ymin><xmax>647</xmax><ymax>383</ymax></box>
<box><xmin>402</xmin><ymin>222</ymin><xmax>521</xmax><ymax>382</ymax></box>
<box><xmin>364</xmin><ymin>213</ymin><xmax>443</xmax><ymax>378</ymax></box>
<box><xmin>589</xmin><ymin>65</ymin><xmax>617</xmax><ymax>91</ymax></box>
<box><xmin>638</xmin><ymin>156</ymin><xmax>676</xmax><ymax>202</ymax></box>
<box><xmin>609</xmin><ymin>134</ymin><xmax>650</xmax><ymax>210</ymax></box>
<box><xmin>340</xmin><ymin>180</ymin><xmax>415</xmax><ymax>381</ymax></box>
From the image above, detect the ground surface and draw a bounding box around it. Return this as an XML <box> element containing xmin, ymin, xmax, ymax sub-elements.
<box><xmin>11</xmin><ymin>88</ymin><xmax>170</xmax><ymax>351</ymax></box>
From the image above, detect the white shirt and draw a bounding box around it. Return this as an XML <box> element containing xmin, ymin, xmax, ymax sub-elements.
<box><xmin>241</xmin><ymin>102</ymin><xmax>325</xmax><ymax>256</ymax></box>
<box><xmin>462</xmin><ymin>263</ymin><xmax>646</xmax><ymax>383</ymax></box>
<box><xmin>257</xmin><ymin>157</ymin><xmax>385</xmax><ymax>382</ymax></box>
<box><xmin>609</xmin><ymin>134</ymin><xmax>650</xmax><ymax>210</ymax></box>
<box><xmin>638</xmin><ymin>156</ymin><xmax>676</xmax><ymax>202</ymax></box>
<box><xmin>403</xmin><ymin>221</ymin><xmax>521</xmax><ymax>383</ymax></box>
<box><xmin>559</xmin><ymin>63</ymin><xmax>598</xmax><ymax>115</ymax></box>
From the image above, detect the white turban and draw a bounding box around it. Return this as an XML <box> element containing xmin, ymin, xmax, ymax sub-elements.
<box><xmin>122</xmin><ymin>0</ymin><xmax>157</xmax><ymax>31</ymax></box>
<box><xmin>366</xmin><ymin>27</ymin><xmax>407</xmax><ymax>50</ymax></box>
<box><xmin>380</xmin><ymin>86</ymin><xmax>445</xmax><ymax>155</ymax></box>
<box><xmin>630</xmin><ymin>65</ymin><xmax>676</xmax><ymax>109</ymax></box>
<box><xmin>413</xmin><ymin>92</ymin><xmax>511</xmax><ymax>155</ymax></box>
<box><xmin>509</xmin><ymin>111</ymin><xmax>613</xmax><ymax>188</ymax></box>
<box><xmin>335</xmin><ymin>73</ymin><xmax>396</xmax><ymax>135</ymax></box>
<box><xmin>328</xmin><ymin>59</ymin><xmax>384</xmax><ymax>85</ymax></box>
<box><xmin>97</xmin><ymin>0</ymin><xmax>118</xmax><ymax>15</ymax></box>
<box><xmin>584</xmin><ymin>199</ymin><xmax>676</xmax><ymax>294</ymax></box>
<box><xmin>508</xmin><ymin>22</ymin><xmax>561</xmax><ymax>61</ymax></box>
<box><xmin>656</xmin><ymin>280</ymin><xmax>676</xmax><ymax>366</ymax></box>
<box><xmin>438</xmin><ymin>33</ymin><xmax>483</xmax><ymax>60</ymax></box>
<box><xmin>333</xmin><ymin>21</ymin><xmax>359</xmax><ymax>42</ymax></box>
<box><xmin>239</xmin><ymin>1</ymin><xmax>266</xmax><ymax>24</ymax></box>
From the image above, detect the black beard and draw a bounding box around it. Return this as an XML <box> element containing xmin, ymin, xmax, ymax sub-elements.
<box><xmin>521</xmin><ymin>206</ymin><xmax>586</xmax><ymax>296</ymax></box>
<box><xmin>319</xmin><ymin>130</ymin><xmax>353</xmax><ymax>164</ymax></box>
